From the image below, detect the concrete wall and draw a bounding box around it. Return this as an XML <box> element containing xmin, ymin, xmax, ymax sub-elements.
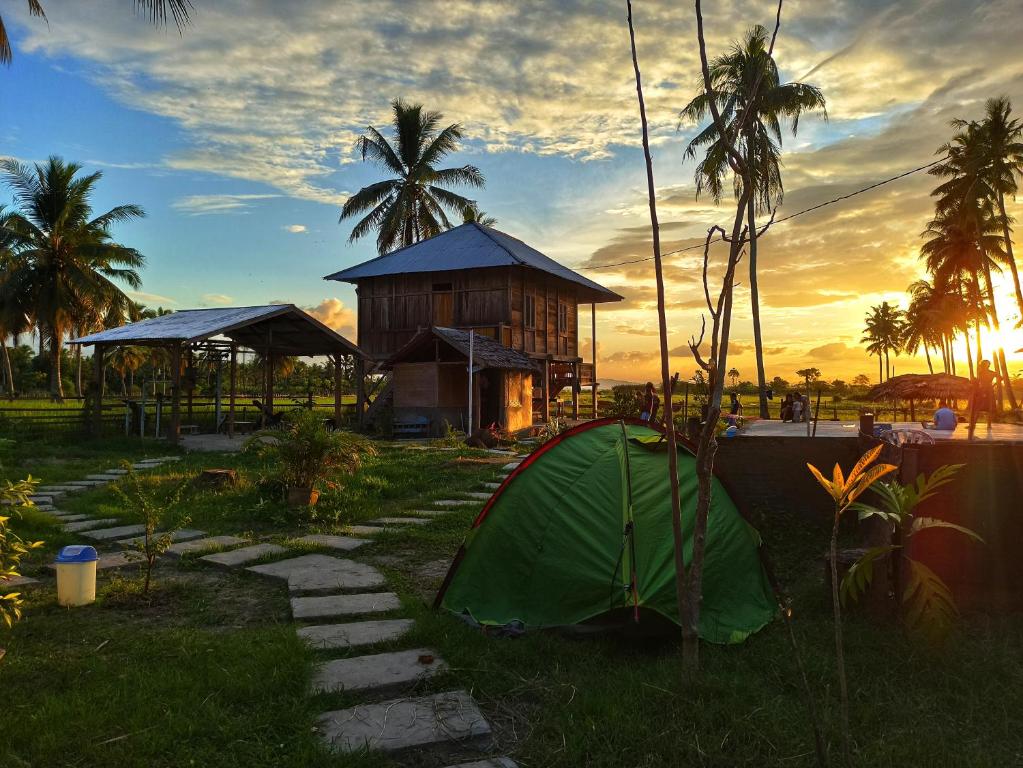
<box><xmin>713</xmin><ymin>436</ymin><xmax>861</xmax><ymax>518</ymax></box>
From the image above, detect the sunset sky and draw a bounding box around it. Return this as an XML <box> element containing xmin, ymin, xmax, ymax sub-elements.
<box><xmin>4</xmin><ymin>0</ymin><xmax>1023</xmax><ymax>383</ymax></box>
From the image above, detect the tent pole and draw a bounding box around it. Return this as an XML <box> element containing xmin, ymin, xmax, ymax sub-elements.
<box><xmin>169</xmin><ymin>343</ymin><xmax>182</xmax><ymax>444</ymax></box>
<box><xmin>591</xmin><ymin>303</ymin><xmax>598</xmax><ymax>418</ymax></box>
<box><xmin>334</xmin><ymin>354</ymin><xmax>343</xmax><ymax>428</ymax></box>
<box><xmin>228</xmin><ymin>344</ymin><xmax>237</xmax><ymax>438</ymax></box>
<box><xmin>92</xmin><ymin>344</ymin><xmax>105</xmax><ymax>438</ymax></box>
<box><xmin>468</xmin><ymin>330</ymin><xmax>474</xmax><ymax>433</ymax></box>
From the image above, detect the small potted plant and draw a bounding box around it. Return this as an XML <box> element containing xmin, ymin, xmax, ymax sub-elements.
<box><xmin>247</xmin><ymin>410</ymin><xmax>375</xmax><ymax>508</ymax></box>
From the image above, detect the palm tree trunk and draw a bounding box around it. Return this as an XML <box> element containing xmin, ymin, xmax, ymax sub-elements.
<box><xmin>884</xmin><ymin>349</ymin><xmax>890</xmax><ymax>381</ymax></box>
<box><xmin>974</xmin><ymin>319</ymin><xmax>983</xmax><ymax>376</ymax></box>
<box><xmin>50</xmin><ymin>327</ymin><xmax>64</xmax><ymax>401</ymax></box>
<box><xmin>924</xmin><ymin>345</ymin><xmax>933</xmax><ymax>374</ymax></box>
<box><xmin>964</xmin><ymin>330</ymin><xmax>974</xmax><ymax>380</ymax></box>
<box><xmin>878</xmin><ymin>353</ymin><xmax>883</xmax><ymax>383</ymax></box>
<box><xmin>997</xmin><ymin>192</ymin><xmax>1023</xmax><ymax>318</ymax></box>
<box><xmin>951</xmin><ymin>339</ymin><xmax>957</xmax><ymax>377</ymax></box>
<box><xmin>746</xmin><ymin>173</ymin><xmax>769</xmax><ymax>419</ymax></box>
<box><xmin>75</xmin><ymin>344</ymin><xmax>83</xmax><ymax>397</ymax></box>
<box><xmin>1</xmin><ymin>338</ymin><xmax>14</xmax><ymax>398</ymax></box>
<box><xmin>981</xmin><ymin>258</ymin><xmax>1017</xmax><ymax>410</ymax></box>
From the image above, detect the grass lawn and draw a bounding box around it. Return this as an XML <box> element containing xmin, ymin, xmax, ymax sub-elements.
<box><xmin>2</xmin><ymin>436</ymin><xmax>1021</xmax><ymax>767</ymax></box>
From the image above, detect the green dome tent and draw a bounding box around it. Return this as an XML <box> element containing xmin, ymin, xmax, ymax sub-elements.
<box><xmin>436</xmin><ymin>418</ymin><xmax>778</xmax><ymax>644</ymax></box>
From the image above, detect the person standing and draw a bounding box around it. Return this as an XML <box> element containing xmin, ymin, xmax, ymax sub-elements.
<box><xmin>640</xmin><ymin>381</ymin><xmax>660</xmax><ymax>424</ymax></box>
<box><xmin>968</xmin><ymin>360</ymin><xmax>996</xmax><ymax>440</ymax></box>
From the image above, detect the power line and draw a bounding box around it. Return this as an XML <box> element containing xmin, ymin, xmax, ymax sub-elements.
<box><xmin>581</xmin><ymin>156</ymin><xmax>945</xmax><ymax>271</ymax></box>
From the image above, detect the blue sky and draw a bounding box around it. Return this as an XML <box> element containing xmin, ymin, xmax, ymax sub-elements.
<box><xmin>3</xmin><ymin>0</ymin><xmax>1022</xmax><ymax>380</ymax></box>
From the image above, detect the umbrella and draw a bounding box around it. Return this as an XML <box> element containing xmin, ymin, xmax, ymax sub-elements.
<box><xmin>865</xmin><ymin>373</ymin><xmax>972</xmax><ymax>402</ymax></box>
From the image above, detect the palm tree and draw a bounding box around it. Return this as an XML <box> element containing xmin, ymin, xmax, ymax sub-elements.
<box><xmin>929</xmin><ymin>124</ymin><xmax>1018</xmax><ymax>409</ymax></box>
<box><xmin>462</xmin><ymin>204</ymin><xmax>497</xmax><ymax>227</ymax></box>
<box><xmin>727</xmin><ymin>367</ymin><xmax>740</xmax><ymax>387</ymax></box>
<box><xmin>861</xmin><ymin>302</ymin><xmax>904</xmax><ymax>382</ymax></box>
<box><xmin>1</xmin><ymin>1</ymin><xmax>191</xmax><ymax>65</ymax></box>
<box><xmin>340</xmin><ymin>100</ymin><xmax>485</xmax><ymax>255</ymax></box>
<box><xmin>0</xmin><ymin>204</ymin><xmax>29</xmax><ymax>398</ymax></box>
<box><xmin>1</xmin><ymin>156</ymin><xmax>145</xmax><ymax>400</ymax></box>
<box><xmin>680</xmin><ymin>24</ymin><xmax>826</xmax><ymax>419</ymax></box>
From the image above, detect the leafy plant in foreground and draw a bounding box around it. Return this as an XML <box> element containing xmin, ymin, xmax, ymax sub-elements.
<box><xmin>1</xmin><ymin>476</ymin><xmax>43</xmax><ymax>639</ymax></box>
<box><xmin>111</xmin><ymin>465</ymin><xmax>188</xmax><ymax>594</ymax></box>
<box><xmin>844</xmin><ymin>463</ymin><xmax>982</xmax><ymax>641</ymax></box>
<box><xmin>808</xmin><ymin>444</ymin><xmax>897</xmax><ymax>762</ymax></box>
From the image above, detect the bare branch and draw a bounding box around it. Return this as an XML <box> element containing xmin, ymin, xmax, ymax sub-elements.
<box><xmin>694</xmin><ymin>0</ymin><xmax>745</xmax><ymax>171</ymax></box>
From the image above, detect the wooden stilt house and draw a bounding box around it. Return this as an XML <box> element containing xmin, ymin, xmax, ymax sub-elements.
<box><xmin>325</xmin><ymin>222</ymin><xmax>622</xmax><ymax>433</ymax></box>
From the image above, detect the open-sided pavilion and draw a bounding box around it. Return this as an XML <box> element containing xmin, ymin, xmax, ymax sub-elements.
<box><xmin>71</xmin><ymin>305</ymin><xmax>365</xmax><ymax>443</ymax></box>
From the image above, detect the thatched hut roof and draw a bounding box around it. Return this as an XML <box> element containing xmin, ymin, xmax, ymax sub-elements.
<box><xmin>865</xmin><ymin>373</ymin><xmax>972</xmax><ymax>401</ymax></box>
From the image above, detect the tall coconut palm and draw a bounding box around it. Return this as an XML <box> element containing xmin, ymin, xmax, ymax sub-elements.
<box><xmin>930</xmin><ymin>125</ymin><xmax>1018</xmax><ymax>410</ymax></box>
<box><xmin>862</xmin><ymin>302</ymin><xmax>904</xmax><ymax>382</ymax></box>
<box><xmin>903</xmin><ymin>280</ymin><xmax>942</xmax><ymax>374</ymax></box>
<box><xmin>0</xmin><ymin>204</ymin><xmax>29</xmax><ymax>397</ymax></box>
<box><xmin>1</xmin><ymin>156</ymin><xmax>145</xmax><ymax>401</ymax></box>
<box><xmin>680</xmin><ymin>24</ymin><xmax>826</xmax><ymax>419</ymax></box>
<box><xmin>1</xmin><ymin>1</ymin><xmax>191</xmax><ymax>65</ymax></box>
<box><xmin>340</xmin><ymin>100</ymin><xmax>485</xmax><ymax>255</ymax></box>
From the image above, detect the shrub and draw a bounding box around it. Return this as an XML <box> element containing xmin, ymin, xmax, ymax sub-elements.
<box><xmin>247</xmin><ymin>409</ymin><xmax>376</xmax><ymax>493</ymax></box>
<box><xmin>1</xmin><ymin>477</ymin><xmax>44</xmax><ymax>634</ymax></box>
<box><xmin>606</xmin><ymin>385</ymin><xmax>642</xmax><ymax>419</ymax></box>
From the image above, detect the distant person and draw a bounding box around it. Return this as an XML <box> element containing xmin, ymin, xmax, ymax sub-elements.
<box><xmin>968</xmin><ymin>360</ymin><xmax>996</xmax><ymax>440</ymax></box>
<box><xmin>792</xmin><ymin>391</ymin><xmax>804</xmax><ymax>423</ymax></box>
<box><xmin>729</xmin><ymin>392</ymin><xmax>743</xmax><ymax>416</ymax></box>
<box><xmin>932</xmin><ymin>406</ymin><xmax>957</xmax><ymax>431</ymax></box>
<box><xmin>780</xmin><ymin>393</ymin><xmax>793</xmax><ymax>421</ymax></box>
<box><xmin>641</xmin><ymin>382</ymin><xmax>660</xmax><ymax>424</ymax></box>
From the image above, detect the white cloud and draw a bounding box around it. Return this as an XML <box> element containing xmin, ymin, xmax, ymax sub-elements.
<box><xmin>171</xmin><ymin>193</ymin><xmax>280</xmax><ymax>215</ymax></box>
<box><xmin>127</xmin><ymin>290</ymin><xmax>176</xmax><ymax>306</ymax></box>
<box><xmin>200</xmin><ymin>293</ymin><xmax>234</xmax><ymax>305</ymax></box>
<box><xmin>284</xmin><ymin>224</ymin><xmax>308</xmax><ymax>234</ymax></box>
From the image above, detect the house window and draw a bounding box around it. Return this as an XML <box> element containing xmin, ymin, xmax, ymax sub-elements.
<box><xmin>524</xmin><ymin>293</ymin><xmax>536</xmax><ymax>329</ymax></box>
<box><xmin>558</xmin><ymin>302</ymin><xmax>568</xmax><ymax>334</ymax></box>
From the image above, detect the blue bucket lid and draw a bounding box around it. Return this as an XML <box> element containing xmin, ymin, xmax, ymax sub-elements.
<box><xmin>55</xmin><ymin>545</ymin><xmax>98</xmax><ymax>564</ymax></box>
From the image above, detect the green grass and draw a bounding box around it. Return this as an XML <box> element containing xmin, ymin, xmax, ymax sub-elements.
<box><xmin>2</xmin><ymin>437</ymin><xmax>1022</xmax><ymax>767</ymax></box>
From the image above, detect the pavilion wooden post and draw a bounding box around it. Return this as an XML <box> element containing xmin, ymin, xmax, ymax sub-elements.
<box><xmin>228</xmin><ymin>344</ymin><xmax>237</xmax><ymax>438</ymax></box>
<box><xmin>266</xmin><ymin>352</ymin><xmax>275</xmax><ymax>417</ymax></box>
<box><xmin>333</xmin><ymin>354</ymin><xmax>343</xmax><ymax>428</ymax></box>
<box><xmin>591</xmin><ymin>303</ymin><xmax>598</xmax><ymax>418</ymax></box>
<box><xmin>571</xmin><ymin>361</ymin><xmax>580</xmax><ymax>419</ymax></box>
<box><xmin>355</xmin><ymin>357</ymin><xmax>366</xmax><ymax>430</ymax></box>
<box><xmin>169</xmin><ymin>343</ymin><xmax>182</xmax><ymax>444</ymax></box>
<box><xmin>542</xmin><ymin>357</ymin><xmax>551</xmax><ymax>422</ymax></box>
<box><xmin>92</xmin><ymin>344</ymin><xmax>106</xmax><ymax>438</ymax></box>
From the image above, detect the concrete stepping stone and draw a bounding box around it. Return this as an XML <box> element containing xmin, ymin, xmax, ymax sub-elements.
<box><xmin>409</xmin><ymin>510</ymin><xmax>456</xmax><ymax>517</ymax></box>
<box><xmin>459</xmin><ymin>492</ymin><xmax>492</xmax><ymax>501</ymax></box>
<box><xmin>81</xmin><ymin>524</ymin><xmax>147</xmax><ymax>541</ymax></box>
<box><xmin>64</xmin><ymin>518</ymin><xmax>118</xmax><ymax>532</ymax></box>
<box><xmin>481</xmin><ymin>482</ymin><xmax>502</xmax><ymax>490</ymax></box>
<box><xmin>200</xmin><ymin>543</ymin><xmax>287</xmax><ymax>568</ymax></box>
<box><xmin>291</xmin><ymin>592</ymin><xmax>401</xmax><ymax>620</ymax></box>
<box><xmin>298</xmin><ymin>618</ymin><xmax>415</xmax><ymax>650</ymax></box>
<box><xmin>292</xmin><ymin>534</ymin><xmax>368</xmax><ymax>551</ymax></box>
<box><xmin>1</xmin><ymin>575</ymin><xmax>39</xmax><ymax>588</ymax></box>
<box><xmin>116</xmin><ymin>529</ymin><xmax>205</xmax><ymax>547</ymax></box>
<box><xmin>310</xmin><ymin>648</ymin><xmax>445</xmax><ymax>694</ymax></box>
<box><xmin>28</xmin><ymin>495</ymin><xmax>54</xmax><ymax>505</ymax></box>
<box><xmin>432</xmin><ymin>499</ymin><xmax>480</xmax><ymax>506</ymax></box>
<box><xmin>31</xmin><ymin>503</ymin><xmax>56</xmax><ymax>512</ymax></box>
<box><xmin>368</xmin><ymin>517</ymin><xmax>432</xmax><ymax>526</ymax></box>
<box><xmin>85</xmin><ymin>474</ymin><xmax>122</xmax><ymax>481</ymax></box>
<box><xmin>52</xmin><ymin>513</ymin><xmax>89</xmax><ymax>523</ymax></box>
<box><xmin>62</xmin><ymin>479</ymin><xmax>106</xmax><ymax>488</ymax></box>
<box><xmin>344</xmin><ymin>525</ymin><xmax>385</xmax><ymax>536</ymax></box>
<box><xmin>165</xmin><ymin>535</ymin><xmax>249</xmax><ymax>558</ymax></box>
<box><xmin>37</xmin><ymin>486</ymin><xmax>81</xmax><ymax>494</ymax></box>
<box><xmin>501</xmin><ymin>462</ymin><xmax>521</xmax><ymax>471</ymax></box>
<box><xmin>446</xmin><ymin>760</ymin><xmax>518</xmax><ymax>768</ymax></box>
<box><xmin>317</xmin><ymin>690</ymin><xmax>491</xmax><ymax>754</ymax></box>
<box><xmin>101</xmin><ymin>469</ymin><xmax>129</xmax><ymax>475</ymax></box>
<box><xmin>248</xmin><ymin>554</ymin><xmax>385</xmax><ymax>593</ymax></box>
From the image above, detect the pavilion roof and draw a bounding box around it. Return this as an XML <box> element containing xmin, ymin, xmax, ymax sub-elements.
<box><xmin>70</xmin><ymin>304</ymin><xmax>363</xmax><ymax>358</ymax></box>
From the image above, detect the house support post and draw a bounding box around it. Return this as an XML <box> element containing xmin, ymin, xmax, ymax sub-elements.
<box><xmin>333</xmin><ymin>354</ymin><xmax>343</xmax><ymax>429</ymax></box>
<box><xmin>591</xmin><ymin>303</ymin><xmax>598</xmax><ymax>418</ymax></box>
<box><xmin>571</xmin><ymin>361</ymin><xmax>580</xmax><ymax>419</ymax></box>
<box><xmin>92</xmin><ymin>344</ymin><xmax>106</xmax><ymax>438</ymax></box>
<box><xmin>169</xmin><ymin>343</ymin><xmax>182</xmax><ymax>444</ymax></box>
<box><xmin>355</xmin><ymin>357</ymin><xmax>366</xmax><ymax>430</ymax></box>
<box><xmin>542</xmin><ymin>357</ymin><xmax>551</xmax><ymax>423</ymax></box>
<box><xmin>228</xmin><ymin>344</ymin><xmax>237</xmax><ymax>438</ymax></box>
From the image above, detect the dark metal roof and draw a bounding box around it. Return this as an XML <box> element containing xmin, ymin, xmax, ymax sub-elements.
<box><xmin>386</xmin><ymin>326</ymin><xmax>538</xmax><ymax>371</ymax></box>
<box><xmin>324</xmin><ymin>222</ymin><xmax>622</xmax><ymax>303</ymax></box>
<box><xmin>70</xmin><ymin>304</ymin><xmax>363</xmax><ymax>358</ymax></box>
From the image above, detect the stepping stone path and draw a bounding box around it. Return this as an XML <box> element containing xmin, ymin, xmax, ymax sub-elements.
<box><xmin>291</xmin><ymin>592</ymin><xmax>401</xmax><ymax>620</ymax></box>
<box><xmin>298</xmin><ymin>618</ymin><xmax>414</xmax><ymax>650</ymax></box>
<box><xmin>317</xmin><ymin>690</ymin><xmax>492</xmax><ymax>754</ymax></box>
<box><xmin>432</xmin><ymin>499</ymin><xmax>480</xmax><ymax>507</ymax></box>
<box><xmin>344</xmin><ymin>525</ymin><xmax>385</xmax><ymax>536</ymax></box>
<box><xmin>165</xmin><ymin>535</ymin><xmax>249</xmax><ymax>558</ymax></box>
<box><xmin>200</xmin><ymin>543</ymin><xmax>286</xmax><ymax>568</ymax></box>
<box><xmin>1</xmin><ymin>575</ymin><xmax>39</xmax><ymax>588</ymax></box>
<box><xmin>459</xmin><ymin>492</ymin><xmax>492</xmax><ymax>501</ymax></box>
<box><xmin>64</xmin><ymin>518</ymin><xmax>119</xmax><ymax>533</ymax></box>
<box><xmin>247</xmin><ymin>554</ymin><xmax>386</xmax><ymax>593</ymax></box>
<box><xmin>482</xmin><ymin>482</ymin><xmax>502</xmax><ymax>490</ymax></box>
<box><xmin>310</xmin><ymin>648</ymin><xmax>446</xmax><ymax>694</ymax></box>
<box><xmin>368</xmin><ymin>517</ymin><xmax>432</xmax><ymax>526</ymax></box>
<box><xmin>81</xmin><ymin>524</ymin><xmax>148</xmax><ymax>542</ymax></box>
<box><xmin>116</xmin><ymin>529</ymin><xmax>205</xmax><ymax>547</ymax></box>
<box><xmin>292</xmin><ymin>534</ymin><xmax>367</xmax><ymax>551</ymax></box>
